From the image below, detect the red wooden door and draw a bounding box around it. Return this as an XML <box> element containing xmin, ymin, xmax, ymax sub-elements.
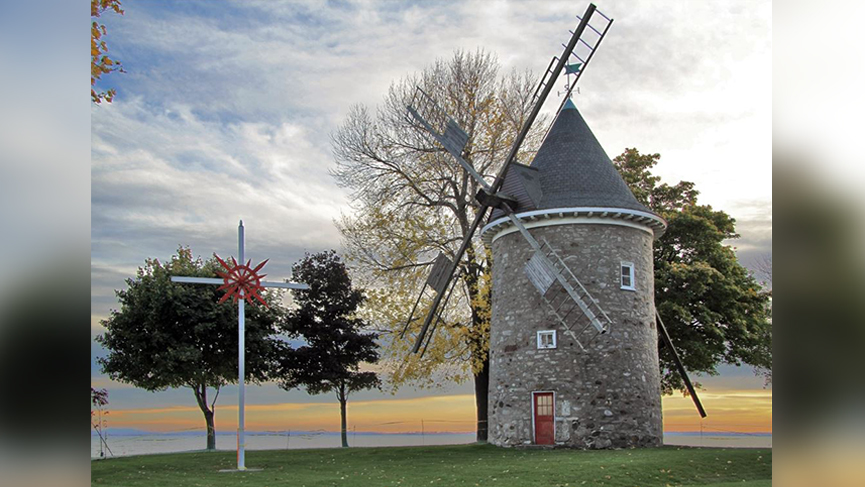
<box><xmin>534</xmin><ymin>392</ymin><xmax>554</xmax><ymax>445</ymax></box>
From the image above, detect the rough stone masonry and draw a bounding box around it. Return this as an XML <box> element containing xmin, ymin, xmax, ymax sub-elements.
<box><xmin>487</xmin><ymin>222</ymin><xmax>663</xmax><ymax>449</ymax></box>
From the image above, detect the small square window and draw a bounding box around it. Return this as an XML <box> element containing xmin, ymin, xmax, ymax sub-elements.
<box><xmin>537</xmin><ymin>330</ymin><xmax>556</xmax><ymax>349</ymax></box>
<box><xmin>621</xmin><ymin>262</ymin><xmax>635</xmax><ymax>290</ymax></box>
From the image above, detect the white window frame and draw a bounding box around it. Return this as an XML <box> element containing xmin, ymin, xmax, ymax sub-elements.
<box><xmin>537</xmin><ymin>330</ymin><xmax>557</xmax><ymax>349</ymax></box>
<box><xmin>620</xmin><ymin>261</ymin><xmax>636</xmax><ymax>291</ymax></box>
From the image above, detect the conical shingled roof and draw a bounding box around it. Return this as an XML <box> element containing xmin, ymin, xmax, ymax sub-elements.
<box><xmin>530</xmin><ymin>99</ymin><xmax>650</xmax><ymax>213</ymax></box>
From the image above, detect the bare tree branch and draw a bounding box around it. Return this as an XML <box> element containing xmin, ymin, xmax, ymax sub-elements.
<box><xmin>331</xmin><ymin>49</ymin><xmax>544</xmax><ymax>406</ymax></box>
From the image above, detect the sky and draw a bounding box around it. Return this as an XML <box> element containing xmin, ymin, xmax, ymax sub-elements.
<box><xmin>90</xmin><ymin>0</ymin><xmax>772</xmax><ymax>436</ymax></box>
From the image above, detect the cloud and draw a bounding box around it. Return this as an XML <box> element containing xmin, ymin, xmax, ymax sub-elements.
<box><xmin>91</xmin><ymin>0</ymin><xmax>772</xmax><ymax>421</ymax></box>
<box><xmin>91</xmin><ymin>97</ymin><xmax>347</xmax><ymax>323</ymax></box>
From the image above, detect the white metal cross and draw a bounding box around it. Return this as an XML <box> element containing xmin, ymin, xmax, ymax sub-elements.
<box><xmin>170</xmin><ymin>220</ymin><xmax>308</xmax><ymax>471</ymax></box>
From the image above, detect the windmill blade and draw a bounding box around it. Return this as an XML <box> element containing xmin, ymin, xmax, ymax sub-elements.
<box><xmin>547</xmin><ymin>7</ymin><xmax>613</xmax><ymax>121</ymax></box>
<box><xmin>525</xmin><ymin>238</ymin><xmax>613</xmax><ymax>350</ymax></box>
<box><xmin>655</xmin><ymin>310</ymin><xmax>708</xmax><ymax>418</ymax></box>
<box><xmin>398</xmin><ymin>288</ymin><xmax>427</xmax><ymax>340</ymax></box>
<box><xmin>426</xmin><ymin>252</ymin><xmax>454</xmax><ymax>294</ymax></box>
<box><xmin>399</xmin><ymin>253</ymin><xmax>453</xmax><ymax>340</ymax></box>
<box><xmin>410</xmin><ymin>215</ymin><xmax>484</xmax><ymax>353</ymax></box>
<box><xmin>419</xmin><ymin>268</ymin><xmax>464</xmax><ymax>358</ymax></box>
<box><xmin>407</xmin><ymin>90</ymin><xmax>493</xmax><ymax>194</ymax></box>
<box><xmin>408</xmin><ymin>3</ymin><xmax>607</xmax><ymax>354</ymax></box>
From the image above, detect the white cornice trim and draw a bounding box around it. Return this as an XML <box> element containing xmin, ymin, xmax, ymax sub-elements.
<box><xmin>481</xmin><ymin>207</ymin><xmax>667</xmax><ymax>246</ymax></box>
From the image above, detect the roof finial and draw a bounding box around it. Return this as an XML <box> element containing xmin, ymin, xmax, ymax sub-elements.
<box><xmin>557</xmin><ymin>63</ymin><xmax>583</xmax><ymax>100</ymax></box>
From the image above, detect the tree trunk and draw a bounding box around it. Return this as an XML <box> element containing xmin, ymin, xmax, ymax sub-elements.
<box><xmin>192</xmin><ymin>384</ymin><xmax>217</xmax><ymax>451</ymax></box>
<box><xmin>463</xmin><ymin>246</ymin><xmax>491</xmax><ymax>443</ymax></box>
<box><xmin>338</xmin><ymin>384</ymin><xmax>349</xmax><ymax>448</ymax></box>
<box><xmin>474</xmin><ymin>356</ymin><xmax>489</xmax><ymax>443</ymax></box>
<box><xmin>204</xmin><ymin>408</ymin><xmax>216</xmax><ymax>450</ymax></box>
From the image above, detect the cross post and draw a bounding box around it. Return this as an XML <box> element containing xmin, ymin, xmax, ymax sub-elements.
<box><xmin>170</xmin><ymin>220</ymin><xmax>308</xmax><ymax>471</ymax></box>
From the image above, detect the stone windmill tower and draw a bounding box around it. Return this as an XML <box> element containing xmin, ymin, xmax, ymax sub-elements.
<box><xmin>403</xmin><ymin>4</ymin><xmax>706</xmax><ymax>448</ymax></box>
<box><xmin>480</xmin><ymin>98</ymin><xmax>667</xmax><ymax>449</ymax></box>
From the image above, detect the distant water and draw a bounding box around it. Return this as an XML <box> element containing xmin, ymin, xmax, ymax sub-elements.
<box><xmin>664</xmin><ymin>432</ymin><xmax>772</xmax><ymax>449</ymax></box>
<box><xmin>91</xmin><ymin>431</ymin><xmax>770</xmax><ymax>458</ymax></box>
<box><xmin>91</xmin><ymin>432</ymin><xmax>476</xmax><ymax>458</ymax></box>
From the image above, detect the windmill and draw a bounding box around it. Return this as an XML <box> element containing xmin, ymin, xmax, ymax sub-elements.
<box><xmin>401</xmin><ymin>3</ymin><xmax>706</xmax><ymax>447</ymax></box>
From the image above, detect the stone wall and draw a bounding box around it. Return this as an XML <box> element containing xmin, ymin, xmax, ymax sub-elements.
<box><xmin>488</xmin><ymin>221</ymin><xmax>662</xmax><ymax>449</ymax></box>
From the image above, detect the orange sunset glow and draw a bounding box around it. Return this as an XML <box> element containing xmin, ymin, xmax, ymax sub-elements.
<box><xmin>106</xmin><ymin>389</ymin><xmax>771</xmax><ymax>434</ymax></box>
<box><xmin>662</xmin><ymin>389</ymin><xmax>772</xmax><ymax>433</ymax></box>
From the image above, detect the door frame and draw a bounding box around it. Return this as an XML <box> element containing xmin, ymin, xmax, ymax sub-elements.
<box><xmin>531</xmin><ymin>390</ymin><xmax>556</xmax><ymax>444</ymax></box>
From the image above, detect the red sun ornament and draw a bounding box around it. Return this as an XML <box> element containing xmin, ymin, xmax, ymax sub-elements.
<box><xmin>214</xmin><ymin>254</ymin><xmax>270</xmax><ymax>307</ymax></box>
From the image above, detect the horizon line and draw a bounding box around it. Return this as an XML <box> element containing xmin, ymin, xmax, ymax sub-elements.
<box><xmin>93</xmin><ymin>428</ymin><xmax>772</xmax><ymax>436</ymax></box>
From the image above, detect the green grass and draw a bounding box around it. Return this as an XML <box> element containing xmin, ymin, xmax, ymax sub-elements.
<box><xmin>91</xmin><ymin>443</ymin><xmax>771</xmax><ymax>487</ymax></box>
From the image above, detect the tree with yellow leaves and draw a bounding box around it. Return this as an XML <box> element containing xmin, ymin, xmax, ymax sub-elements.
<box><xmin>331</xmin><ymin>50</ymin><xmax>545</xmax><ymax>441</ymax></box>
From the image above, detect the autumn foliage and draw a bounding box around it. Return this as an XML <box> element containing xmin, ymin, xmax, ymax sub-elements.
<box><xmin>332</xmin><ymin>51</ymin><xmax>542</xmax><ymax>441</ymax></box>
<box><xmin>91</xmin><ymin>0</ymin><xmax>124</xmax><ymax>104</ymax></box>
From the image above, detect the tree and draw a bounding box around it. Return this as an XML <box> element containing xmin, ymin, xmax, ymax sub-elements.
<box><xmin>96</xmin><ymin>247</ymin><xmax>286</xmax><ymax>450</ymax></box>
<box><xmin>331</xmin><ymin>49</ymin><xmax>543</xmax><ymax>442</ymax></box>
<box><xmin>277</xmin><ymin>251</ymin><xmax>380</xmax><ymax>448</ymax></box>
<box><xmin>612</xmin><ymin>148</ymin><xmax>772</xmax><ymax>391</ymax></box>
<box><xmin>754</xmin><ymin>253</ymin><xmax>772</xmax><ymax>289</ymax></box>
<box><xmin>92</xmin><ymin>0</ymin><xmax>124</xmax><ymax>103</ymax></box>
<box><xmin>91</xmin><ymin>387</ymin><xmax>111</xmax><ymax>457</ymax></box>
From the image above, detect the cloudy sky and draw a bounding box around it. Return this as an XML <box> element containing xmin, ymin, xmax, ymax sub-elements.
<box><xmin>90</xmin><ymin>0</ymin><xmax>772</xmax><ymax>435</ymax></box>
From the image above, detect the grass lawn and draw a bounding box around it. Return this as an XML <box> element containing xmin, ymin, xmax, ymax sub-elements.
<box><xmin>91</xmin><ymin>443</ymin><xmax>771</xmax><ymax>487</ymax></box>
